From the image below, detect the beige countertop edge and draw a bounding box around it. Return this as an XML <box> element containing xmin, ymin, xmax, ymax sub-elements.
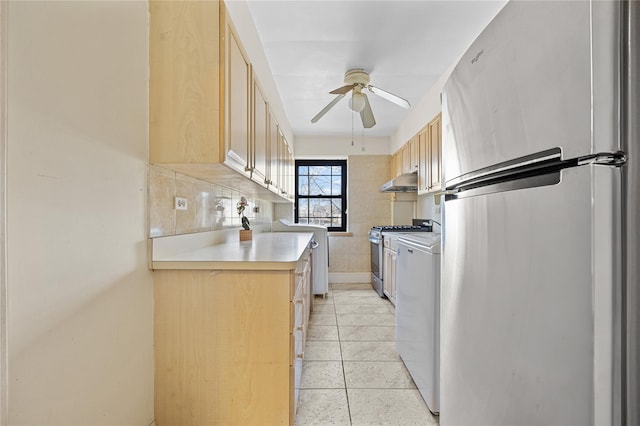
<box><xmin>151</xmin><ymin>260</ymin><xmax>300</xmax><ymax>271</ymax></box>
<box><xmin>149</xmin><ymin>232</ymin><xmax>314</xmax><ymax>270</ymax></box>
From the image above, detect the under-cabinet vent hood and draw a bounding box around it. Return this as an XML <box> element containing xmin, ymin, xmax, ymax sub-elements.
<box><xmin>379</xmin><ymin>173</ymin><xmax>418</xmax><ymax>192</ymax></box>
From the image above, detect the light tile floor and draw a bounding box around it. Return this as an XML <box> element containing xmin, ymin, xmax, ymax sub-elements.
<box><xmin>295</xmin><ymin>284</ymin><xmax>439</xmax><ymax>426</ymax></box>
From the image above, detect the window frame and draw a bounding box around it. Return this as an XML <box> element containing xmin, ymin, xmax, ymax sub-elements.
<box><xmin>295</xmin><ymin>159</ymin><xmax>347</xmax><ymax>232</ymax></box>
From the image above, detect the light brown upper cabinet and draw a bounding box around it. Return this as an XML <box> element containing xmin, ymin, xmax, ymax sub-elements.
<box><xmin>276</xmin><ymin>129</ymin><xmax>293</xmax><ymax>198</ymax></box>
<box><xmin>418</xmin><ymin>127</ymin><xmax>429</xmax><ymax>192</ymax></box>
<box><xmin>428</xmin><ymin>114</ymin><xmax>442</xmax><ymax>191</ymax></box>
<box><xmin>251</xmin><ymin>74</ymin><xmax>269</xmax><ymax>187</ymax></box>
<box><xmin>417</xmin><ymin>113</ymin><xmax>442</xmax><ymax>194</ymax></box>
<box><xmin>401</xmin><ymin>144</ymin><xmax>411</xmax><ymax>174</ymax></box>
<box><xmin>225</xmin><ymin>22</ymin><xmax>251</xmax><ymax>176</ymax></box>
<box><xmin>268</xmin><ymin>112</ymin><xmax>279</xmax><ymax>188</ymax></box>
<box><xmin>392</xmin><ymin>151</ymin><xmax>402</xmax><ymax>178</ymax></box>
<box><xmin>149</xmin><ymin>1</ymin><xmax>290</xmax><ymax>202</ymax></box>
<box><xmin>390</xmin><ymin>134</ymin><xmax>419</xmax><ymax>178</ymax></box>
<box><xmin>408</xmin><ymin>136</ymin><xmax>419</xmax><ymax>173</ymax></box>
<box><xmin>149</xmin><ymin>1</ymin><xmax>220</xmax><ymax>166</ymax></box>
<box><xmin>282</xmin><ymin>138</ymin><xmax>295</xmax><ymax>200</ymax></box>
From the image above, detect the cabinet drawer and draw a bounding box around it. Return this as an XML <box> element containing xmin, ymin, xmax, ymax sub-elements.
<box><xmin>293</xmin><ymin>297</ymin><xmax>304</xmax><ymax>333</ymax></box>
<box><xmin>292</xmin><ymin>325</ymin><xmax>304</xmax><ymax>396</ymax></box>
<box><xmin>289</xmin><ymin>333</ymin><xmax>294</xmax><ymax>367</ymax></box>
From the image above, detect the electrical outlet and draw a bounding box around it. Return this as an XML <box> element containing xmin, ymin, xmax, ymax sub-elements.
<box><xmin>175</xmin><ymin>197</ymin><xmax>188</xmax><ymax>211</ymax></box>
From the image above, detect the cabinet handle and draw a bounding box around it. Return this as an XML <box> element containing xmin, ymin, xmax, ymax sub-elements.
<box><xmin>295</xmin><ymin>325</ymin><xmax>303</xmax><ymax>331</ymax></box>
<box><xmin>295</xmin><ymin>299</ymin><xmax>303</xmax><ymax>304</ymax></box>
<box><xmin>296</xmin><ymin>353</ymin><xmax>304</xmax><ymax>359</ymax></box>
<box><xmin>296</xmin><ymin>272</ymin><xmax>304</xmax><ymax>277</ymax></box>
<box><xmin>407</xmin><ymin>249</ymin><xmax>414</xmax><ymax>254</ymax></box>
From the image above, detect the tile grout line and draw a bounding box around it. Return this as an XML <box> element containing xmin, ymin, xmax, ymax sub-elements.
<box><xmin>303</xmin><ymin>286</ymin><xmax>404</xmax><ymax>425</ymax></box>
<box><xmin>332</xmin><ymin>288</ymin><xmax>354</xmax><ymax>426</ymax></box>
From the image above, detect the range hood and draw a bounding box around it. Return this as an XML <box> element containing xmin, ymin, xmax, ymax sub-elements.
<box><xmin>379</xmin><ymin>173</ymin><xmax>418</xmax><ymax>192</ymax></box>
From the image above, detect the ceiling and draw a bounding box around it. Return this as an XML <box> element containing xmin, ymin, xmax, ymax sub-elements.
<box><xmin>246</xmin><ymin>0</ymin><xmax>507</xmax><ymax>138</ymax></box>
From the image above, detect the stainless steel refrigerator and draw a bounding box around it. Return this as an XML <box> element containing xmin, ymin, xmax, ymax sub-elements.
<box><xmin>441</xmin><ymin>1</ymin><xmax>638</xmax><ymax>425</ymax></box>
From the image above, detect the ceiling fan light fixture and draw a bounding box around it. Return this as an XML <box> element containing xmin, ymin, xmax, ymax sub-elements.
<box><xmin>349</xmin><ymin>92</ymin><xmax>366</xmax><ymax>113</ymax></box>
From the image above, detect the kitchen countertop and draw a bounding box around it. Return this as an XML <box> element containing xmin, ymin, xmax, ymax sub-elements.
<box><xmin>397</xmin><ymin>232</ymin><xmax>441</xmax><ymax>254</ymax></box>
<box><xmin>151</xmin><ymin>232</ymin><xmax>314</xmax><ymax>270</ymax></box>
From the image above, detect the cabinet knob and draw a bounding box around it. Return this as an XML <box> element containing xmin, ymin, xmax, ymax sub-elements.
<box><xmin>296</xmin><ymin>272</ymin><xmax>304</xmax><ymax>277</ymax></box>
<box><xmin>295</xmin><ymin>299</ymin><xmax>303</xmax><ymax>304</ymax></box>
<box><xmin>295</xmin><ymin>325</ymin><xmax>303</xmax><ymax>331</ymax></box>
<box><xmin>296</xmin><ymin>353</ymin><xmax>304</xmax><ymax>359</ymax></box>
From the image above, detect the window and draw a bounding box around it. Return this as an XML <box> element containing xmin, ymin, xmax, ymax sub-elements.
<box><xmin>295</xmin><ymin>160</ymin><xmax>347</xmax><ymax>232</ymax></box>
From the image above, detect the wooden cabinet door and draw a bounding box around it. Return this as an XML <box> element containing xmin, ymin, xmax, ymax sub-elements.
<box><xmin>409</xmin><ymin>136</ymin><xmax>419</xmax><ymax>173</ymax></box>
<box><xmin>286</xmin><ymin>142</ymin><xmax>295</xmax><ymax>199</ymax></box>
<box><xmin>383</xmin><ymin>248</ymin><xmax>392</xmax><ymax>297</ymax></box>
<box><xmin>390</xmin><ymin>152</ymin><xmax>397</xmax><ymax>179</ymax></box>
<box><xmin>149</xmin><ymin>1</ymin><xmax>220</xmax><ymax>164</ymax></box>
<box><xmin>224</xmin><ymin>24</ymin><xmax>251</xmax><ymax>175</ymax></box>
<box><xmin>268</xmin><ymin>112</ymin><xmax>278</xmax><ymax>188</ymax></box>
<box><xmin>389</xmin><ymin>250</ymin><xmax>397</xmax><ymax>303</ymax></box>
<box><xmin>394</xmin><ymin>150</ymin><xmax>403</xmax><ymax>177</ymax></box>
<box><xmin>428</xmin><ymin>114</ymin><xmax>442</xmax><ymax>191</ymax></box>
<box><xmin>277</xmin><ymin>130</ymin><xmax>287</xmax><ymax>196</ymax></box>
<box><xmin>154</xmin><ymin>268</ymin><xmax>292</xmax><ymax>425</ymax></box>
<box><xmin>418</xmin><ymin>127</ymin><xmax>429</xmax><ymax>194</ymax></box>
<box><xmin>383</xmin><ymin>247</ymin><xmax>398</xmax><ymax>304</ymax></box>
<box><xmin>401</xmin><ymin>144</ymin><xmax>411</xmax><ymax>174</ymax></box>
<box><xmin>251</xmin><ymin>74</ymin><xmax>268</xmax><ymax>185</ymax></box>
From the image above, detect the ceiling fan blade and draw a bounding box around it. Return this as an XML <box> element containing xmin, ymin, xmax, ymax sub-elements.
<box><xmin>360</xmin><ymin>94</ymin><xmax>376</xmax><ymax>128</ymax></box>
<box><xmin>311</xmin><ymin>94</ymin><xmax>345</xmax><ymax>123</ymax></box>
<box><xmin>329</xmin><ymin>84</ymin><xmax>356</xmax><ymax>95</ymax></box>
<box><xmin>368</xmin><ymin>85</ymin><xmax>411</xmax><ymax>109</ymax></box>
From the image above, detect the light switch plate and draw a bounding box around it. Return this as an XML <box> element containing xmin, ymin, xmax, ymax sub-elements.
<box><xmin>175</xmin><ymin>197</ymin><xmax>188</xmax><ymax>211</ymax></box>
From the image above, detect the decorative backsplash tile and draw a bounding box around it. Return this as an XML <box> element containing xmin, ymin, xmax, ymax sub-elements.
<box><xmin>148</xmin><ymin>165</ymin><xmax>273</xmax><ymax>238</ymax></box>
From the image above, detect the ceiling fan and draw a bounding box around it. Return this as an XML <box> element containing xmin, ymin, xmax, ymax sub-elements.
<box><xmin>311</xmin><ymin>69</ymin><xmax>411</xmax><ymax>129</ymax></box>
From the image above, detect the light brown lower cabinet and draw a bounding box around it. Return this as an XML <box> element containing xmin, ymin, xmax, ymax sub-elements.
<box><xmin>382</xmin><ymin>236</ymin><xmax>398</xmax><ymax>305</ymax></box>
<box><xmin>153</xmin><ymin>250</ymin><xmax>312</xmax><ymax>425</ymax></box>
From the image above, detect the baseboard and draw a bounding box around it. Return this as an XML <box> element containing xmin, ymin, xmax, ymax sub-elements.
<box><xmin>328</xmin><ymin>272</ymin><xmax>371</xmax><ymax>284</ymax></box>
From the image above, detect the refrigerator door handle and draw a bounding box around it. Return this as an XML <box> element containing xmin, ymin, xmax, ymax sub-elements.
<box><xmin>445</xmin><ymin>149</ymin><xmax>627</xmax><ymax>201</ymax></box>
<box><xmin>576</xmin><ymin>151</ymin><xmax>627</xmax><ymax>166</ymax></box>
<box><xmin>445</xmin><ymin>147</ymin><xmax>562</xmax><ymax>190</ymax></box>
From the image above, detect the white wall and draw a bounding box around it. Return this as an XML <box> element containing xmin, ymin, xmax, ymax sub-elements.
<box><xmin>7</xmin><ymin>2</ymin><xmax>153</xmax><ymax>424</ymax></box>
<box><xmin>392</xmin><ymin>63</ymin><xmax>454</xmax><ymax>153</ymax></box>
<box><xmin>295</xmin><ymin>135</ymin><xmax>391</xmax><ymax>157</ymax></box>
<box><xmin>392</xmin><ymin>62</ymin><xmax>456</xmax><ymax>224</ymax></box>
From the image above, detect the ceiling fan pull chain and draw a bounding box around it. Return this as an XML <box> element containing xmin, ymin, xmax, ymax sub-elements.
<box><xmin>351</xmin><ymin>109</ymin><xmax>355</xmax><ymax>146</ymax></box>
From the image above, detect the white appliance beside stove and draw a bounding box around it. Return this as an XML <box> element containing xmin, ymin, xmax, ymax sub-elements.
<box><xmin>395</xmin><ymin>232</ymin><xmax>441</xmax><ymax>414</ymax></box>
<box><xmin>271</xmin><ymin>219</ymin><xmax>329</xmax><ymax>296</ymax></box>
